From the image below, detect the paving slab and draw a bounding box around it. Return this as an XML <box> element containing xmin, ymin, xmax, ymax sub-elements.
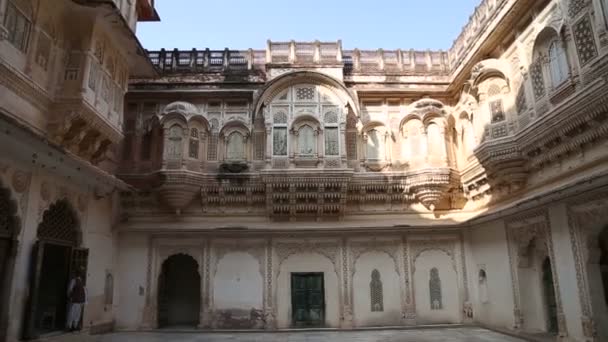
<box><xmin>93</xmin><ymin>327</ymin><xmax>527</xmax><ymax>342</ymax></box>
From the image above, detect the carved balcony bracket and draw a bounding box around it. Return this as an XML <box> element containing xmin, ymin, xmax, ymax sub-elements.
<box><xmin>408</xmin><ymin>168</ymin><xmax>459</xmax><ymax>211</ymax></box>
<box><xmin>157</xmin><ymin>171</ymin><xmax>201</xmax><ymax>215</ymax></box>
<box><xmin>474</xmin><ymin>137</ymin><xmax>528</xmax><ymax>192</ymax></box>
<box><xmin>49</xmin><ymin>100</ymin><xmax>123</xmax><ymax>165</ymax></box>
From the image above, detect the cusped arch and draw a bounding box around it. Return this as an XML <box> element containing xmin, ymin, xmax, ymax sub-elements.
<box><xmin>163</xmin><ymin>101</ymin><xmax>198</xmax><ymax>116</ymax></box>
<box><xmin>253</xmin><ymin>71</ymin><xmax>360</xmax><ymax>122</ymax></box>
<box><xmin>161</xmin><ymin>252</ymin><xmax>199</xmax><ymax>270</ymax></box>
<box><xmin>470</xmin><ymin>58</ymin><xmax>511</xmax><ymax>87</ymax></box>
<box><xmin>187</xmin><ymin>115</ymin><xmax>210</xmax><ymax>132</ymax></box>
<box><xmin>37</xmin><ymin>199</ymin><xmax>81</xmax><ymax>246</ymax></box>
<box><xmin>219</xmin><ymin>120</ymin><xmax>250</xmax><ymax>138</ymax></box>
<box><xmin>531</xmin><ymin>26</ymin><xmax>562</xmax><ymax>61</ymax></box>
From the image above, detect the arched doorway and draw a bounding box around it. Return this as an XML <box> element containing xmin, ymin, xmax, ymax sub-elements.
<box><xmin>542</xmin><ymin>257</ymin><xmax>558</xmax><ymax>334</ymax></box>
<box><xmin>0</xmin><ymin>183</ymin><xmax>20</xmax><ymax>341</ymax></box>
<box><xmin>23</xmin><ymin>200</ymin><xmax>88</xmax><ymax>340</ymax></box>
<box><xmin>157</xmin><ymin>254</ymin><xmax>200</xmax><ymax>328</ymax></box>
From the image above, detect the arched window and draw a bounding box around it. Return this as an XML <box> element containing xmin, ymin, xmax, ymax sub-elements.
<box><xmin>548</xmin><ymin>40</ymin><xmax>569</xmax><ymax>88</ymax></box>
<box><xmin>298</xmin><ymin>125</ymin><xmax>315</xmax><ymax>155</ymax></box>
<box><xmin>167</xmin><ymin>125</ymin><xmax>183</xmax><ymax>159</ymax></box>
<box><xmin>188</xmin><ymin>128</ymin><xmax>199</xmax><ymax>159</ymax></box>
<box><xmin>273</xmin><ymin>112</ymin><xmax>288</xmax><ymax>156</ymax></box>
<box><xmin>226</xmin><ymin>132</ymin><xmax>246</xmax><ymax>161</ymax></box>
<box><xmin>370</xmin><ymin>269</ymin><xmax>384</xmax><ymax>312</ymax></box>
<box><xmin>366</xmin><ymin>129</ymin><xmax>384</xmax><ymax>160</ymax></box>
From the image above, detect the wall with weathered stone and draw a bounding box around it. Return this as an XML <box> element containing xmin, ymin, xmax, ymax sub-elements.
<box><xmin>352</xmin><ymin>251</ymin><xmax>402</xmax><ymax>326</ymax></box>
<box><xmin>115</xmin><ymin>233</ymin><xmax>148</xmax><ymax>330</ymax></box>
<box><xmin>413</xmin><ymin>249</ymin><xmax>460</xmax><ymax>324</ymax></box>
<box><xmin>468</xmin><ymin>220</ymin><xmax>515</xmax><ymax>330</ymax></box>
<box><xmin>212</xmin><ymin>252</ymin><xmax>264</xmax><ymax>329</ymax></box>
<box><xmin>0</xmin><ymin>156</ymin><xmax>118</xmax><ymax>342</ymax></box>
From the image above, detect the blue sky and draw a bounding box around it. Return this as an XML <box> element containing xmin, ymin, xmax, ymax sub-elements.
<box><xmin>136</xmin><ymin>0</ymin><xmax>481</xmax><ymax>51</ymax></box>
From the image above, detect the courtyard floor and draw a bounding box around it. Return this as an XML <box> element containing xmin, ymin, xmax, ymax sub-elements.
<box><xmin>85</xmin><ymin>327</ymin><xmax>528</xmax><ymax>342</ymax></box>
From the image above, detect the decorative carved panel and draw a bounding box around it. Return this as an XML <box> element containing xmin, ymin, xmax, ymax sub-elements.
<box><xmin>573</xmin><ymin>16</ymin><xmax>598</xmax><ymax>67</ymax></box>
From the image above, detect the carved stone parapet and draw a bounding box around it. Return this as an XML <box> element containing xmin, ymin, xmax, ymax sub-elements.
<box><xmin>519</xmin><ymin>80</ymin><xmax>608</xmax><ymax>169</ymax></box>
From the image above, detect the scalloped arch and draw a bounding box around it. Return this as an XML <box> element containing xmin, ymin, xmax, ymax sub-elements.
<box><xmin>253</xmin><ymin>71</ymin><xmax>360</xmax><ymax>121</ymax></box>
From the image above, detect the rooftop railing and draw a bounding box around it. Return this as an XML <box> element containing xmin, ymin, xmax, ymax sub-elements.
<box><xmin>146</xmin><ymin>48</ymin><xmax>265</xmax><ymax>73</ymax></box>
<box><xmin>145</xmin><ymin>41</ymin><xmax>450</xmax><ymax>75</ymax></box>
<box><xmin>449</xmin><ymin>0</ymin><xmax>508</xmax><ymax>72</ymax></box>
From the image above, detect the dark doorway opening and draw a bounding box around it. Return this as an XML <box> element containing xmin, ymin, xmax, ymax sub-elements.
<box><xmin>157</xmin><ymin>254</ymin><xmax>200</xmax><ymax>328</ymax></box>
<box><xmin>23</xmin><ymin>200</ymin><xmax>88</xmax><ymax>340</ymax></box>
<box><xmin>291</xmin><ymin>272</ymin><xmax>325</xmax><ymax>327</ymax></box>
<box><xmin>34</xmin><ymin>243</ymin><xmax>71</xmax><ymax>334</ymax></box>
<box><xmin>599</xmin><ymin>226</ymin><xmax>608</xmax><ymax>306</ymax></box>
<box><xmin>542</xmin><ymin>257</ymin><xmax>558</xmax><ymax>334</ymax></box>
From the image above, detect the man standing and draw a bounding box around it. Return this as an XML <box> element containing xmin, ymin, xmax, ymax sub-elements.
<box><xmin>66</xmin><ymin>271</ymin><xmax>87</xmax><ymax>332</ymax></box>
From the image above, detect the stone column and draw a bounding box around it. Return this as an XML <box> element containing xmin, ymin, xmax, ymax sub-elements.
<box><xmin>340</xmin><ymin>238</ymin><xmax>353</xmax><ymax>328</ymax></box>
<box><xmin>263</xmin><ymin>238</ymin><xmax>276</xmax><ymax>330</ymax></box>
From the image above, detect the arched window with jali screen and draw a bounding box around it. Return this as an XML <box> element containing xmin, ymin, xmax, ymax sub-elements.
<box><xmin>188</xmin><ymin>128</ymin><xmax>199</xmax><ymax>159</ymax></box>
<box><xmin>429</xmin><ymin>267</ymin><xmax>442</xmax><ymax>310</ymax></box>
<box><xmin>167</xmin><ymin>125</ymin><xmax>183</xmax><ymax>159</ymax></box>
<box><xmin>324</xmin><ymin>111</ymin><xmax>339</xmax><ymax>156</ymax></box>
<box><xmin>272</xmin><ymin>111</ymin><xmax>288</xmax><ymax>156</ymax></box>
<box><xmin>365</xmin><ymin>128</ymin><xmax>385</xmax><ymax>161</ymax></box>
<box><xmin>297</xmin><ymin>125</ymin><xmax>316</xmax><ymax>156</ymax></box>
<box><xmin>548</xmin><ymin>40</ymin><xmax>569</xmax><ymax>88</ymax></box>
<box><xmin>370</xmin><ymin>269</ymin><xmax>384</xmax><ymax>312</ymax></box>
<box><xmin>226</xmin><ymin>132</ymin><xmax>246</xmax><ymax>161</ymax></box>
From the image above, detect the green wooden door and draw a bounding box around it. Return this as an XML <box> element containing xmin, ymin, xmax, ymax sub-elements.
<box><xmin>291</xmin><ymin>273</ymin><xmax>324</xmax><ymax>327</ymax></box>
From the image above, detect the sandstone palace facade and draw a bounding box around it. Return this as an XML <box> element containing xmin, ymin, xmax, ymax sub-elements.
<box><xmin>1</xmin><ymin>0</ymin><xmax>608</xmax><ymax>341</ymax></box>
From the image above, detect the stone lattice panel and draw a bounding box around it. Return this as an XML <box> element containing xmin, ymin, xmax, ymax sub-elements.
<box><xmin>37</xmin><ymin>200</ymin><xmax>79</xmax><ymax>244</ymax></box>
<box><xmin>253</xmin><ymin>132</ymin><xmax>265</xmax><ymax>160</ymax></box>
<box><xmin>207</xmin><ymin>133</ymin><xmax>218</xmax><ymax>160</ymax></box>
<box><xmin>573</xmin><ymin>16</ymin><xmax>598</xmax><ymax>67</ymax></box>
<box><xmin>568</xmin><ymin>0</ymin><xmax>587</xmax><ymax>17</ymax></box>
<box><xmin>491</xmin><ymin>123</ymin><xmax>508</xmax><ymax>139</ymax></box>
<box><xmin>516</xmin><ymin>86</ymin><xmax>527</xmax><ymax>114</ymax></box>
<box><xmin>429</xmin><ymin>267</ymin><xmax>443</xmax><ymax>310</ymax></box>
<box><xmin>295</xmin><ymin>87</ymin><xmax>315</xmax><ymax>101</ymax></box>
<box><xmin>530</xmin><ymin>61</ymin><xmax>546</xmax><ymax>100</ymax></box>
<box><xmin>370</xmin><ymin>269</ymin><xmax>384</xmax><ymax>312</ymax></box>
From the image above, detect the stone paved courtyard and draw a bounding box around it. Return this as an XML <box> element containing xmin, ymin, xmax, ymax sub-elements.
<box><xmin>90</xmin><ymin>327</ymin><xmax>527</xmax><ymax>342</ymax></box>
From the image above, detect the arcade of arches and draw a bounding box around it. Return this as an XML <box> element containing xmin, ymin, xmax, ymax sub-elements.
<box><xmin>1</xmin><ymin>0</ymin><xmax>608</xmax><ymax>342</ymax></box>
